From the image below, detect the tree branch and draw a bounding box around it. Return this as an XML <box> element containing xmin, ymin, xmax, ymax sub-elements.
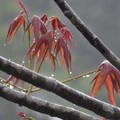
<box><xmin>0</xmin><ymin>56</ymin><xmax>120</xmax><ymax>119</ymax></box>
<box><xmin>0</xmin><ymin>84</ymin><xmax>98</xmax><ymax>120</ymax></box>
<box><xmin>53</xmin><ymin>0</ymin><xmax>120</xmax><ymax>71</ymax></box>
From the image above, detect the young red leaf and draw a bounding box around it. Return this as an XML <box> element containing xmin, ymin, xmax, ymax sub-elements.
<box><xmin>18</xmin><ymin>0</ymin><xmax>27</xmax><ymax>13</ymax></box>
<box><xmin>6</xmin><ymin>75</ymin><xmax>14</xmax><ymax>83</ymax></box>
<box><xmin>6</xmin><ymin>11</ymin><xmax>25</xmax><ymax>43</ymax></box>
<box><xmin>51</xmin><ymin>16</ymin><xmax>66</xmax><ymax>30</ymax></box>
<box><xmin>54</xmin><ymin>37</ymin><xmax>71</xmax><ymax>72</ymax></box>
<box><xmin>25</xmin><ymin>15</ymin><xmax>47</xmax><ymax>44</ymax></box>
<box><xmin>41</xmin><ymin>14</ymin><xmax>48</xmax><ymax>23</ymax></box>
<box><xmin>105</xmin><ymin>75</ymin><xmax>116</xmax><ymax>105</ymax></box>
<box><xmin>25</xmin><ymin>30</ymin><xmax>54</xmax><ymax>63</ymax></box>
<box><xmin>91</xmin><ymin>60</ymin><xmax>120</xmax><ymax>105</ymax></box>
<box><xmin>91</xmin><ymin>71</ymin><xmax>103</xmax><ymax>97</ymax></box>
<box><xmin>61</xmin><ymin>27</ymin><xmax>73</xmax><ymax>45</ymax></box>
<box><xmin>6</xmin><ymin>75</ymin><xmax>24</xmax><ymax>88</ymax></box>
<box><xmin>24</xmin><ymin>15</ymin><xmax>73</xmax><ymax>72</ymax></box>
<box><xmin>31</xmin><ymin>15</ymin><xmax>42</xmax><ymax>44</ymax></box>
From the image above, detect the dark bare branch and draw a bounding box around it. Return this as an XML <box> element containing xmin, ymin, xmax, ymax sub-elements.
<box><xmin>0</xmin><ymin>56</ymin><xmax>120</xmax><ymax>119</ymax></box>
<box><xmin>0</xmin><ymin>84</ymin><xmax>98</xmax><ymax>120</ymax></box>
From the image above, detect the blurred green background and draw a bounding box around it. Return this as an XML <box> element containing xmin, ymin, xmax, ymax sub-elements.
<box><xmin>0</xmin><ymin>0</ymin><xmax>120</xmax><ymax>119</ymax></box>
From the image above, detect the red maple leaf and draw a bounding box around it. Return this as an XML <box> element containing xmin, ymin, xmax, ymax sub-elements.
<box><xmin>25</xmin><ymin>15</ymin><xmax>47</xmax><ymax>44</ymax></box>
<box><xmin>24</xmin><ymin>30</ymin><xmax>58</xmax><ymax>70</ymax></box>
<box><xmin>6</xmin><ymin>75</ymin><xmax>24</xmax><ymax>88</ymax></box>
<box><xmin>25</xmin><ymin>15</ymin><xmax>73</xmax><ymax>72</ymax></box>
<box><xmin>51</xmin><ymin>16</ymin><xmax>66</xmax><ymax>30</ymax></box>
<box><xmin>6</xmin><ymin>11</ymin><xmax>26</xmax><ymax>43</ymax></box>
<box><xmin>25</xmin><ymin>30</ymin><xmax>54</xmax><ymax>62</ymax></box>
<box><xmin>5</xmin><ymin>0</ymin><xmax>74</xmax><ymax>92</ymax></box>
<box><xmin>41</xmin><ymin>14</ymin><xmax>48</xmax><ymax>23</ymax></box>
<box><xmin>54</xmin><ymin>37</ymin><xmax>72</xmax><ymax>72</ymax></box>
<box><xmin>91</xmin><ymin>60</ymin><xmax>120</xmax><ymax>105</ymax></box>
<box><xmin>60</xmin><ymin>27</ymin><xmax>73</xmax><ymax>45</ymax></box>
<box><xmin>18</xmin><ymin>0</ymin><xmax>27</xmax><ymax>13</ymax></box>
<box><xmin>6</xmin><ymin>0</ymin><xmax>73</xmax><ymax>74</ymax></box>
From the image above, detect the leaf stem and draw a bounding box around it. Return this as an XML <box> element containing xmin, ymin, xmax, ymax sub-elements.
<box><xmin>27</xmin><ymin>29</ymin><xmax>34</xmax><ymax>94</ymax></box>
<box><xmin>62</xmin><ymin>69</ymin><xmax>97</xmax><ymax>84</ymax></box>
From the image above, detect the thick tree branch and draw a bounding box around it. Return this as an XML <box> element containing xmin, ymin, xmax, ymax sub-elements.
<box><xmin>0</xmin><ymin>56</ymin><xmax>120</xmax><ymax>119</ymax></box>
<box><xmin>53</xmin><ymin>0</ymin><xmax>120</xmax><ymax>71</ymax></box>
<box><xmin>0</xmin><ymin>84</ymin><xmax>98</xmax><ymax>120</ymax></box>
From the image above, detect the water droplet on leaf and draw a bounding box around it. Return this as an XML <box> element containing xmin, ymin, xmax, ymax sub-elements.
<box><xmin>54</xmin><ymin>36</ymin><xmax>57</xmax><ymax>39</ymax></box>
<box><xmin>55</xmin><ymin>39</ymin><xmax>57</xmax><ymax>42</ymax></box>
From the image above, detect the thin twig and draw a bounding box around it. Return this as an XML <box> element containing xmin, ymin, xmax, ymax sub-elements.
<box><xmin>0</xmin><ymin>84</ymin><xmax>98</xmax><ymax>120</ymax></box>
<box><xmin>30</xmin><ymin>69</ymin><xmax>97</xmax><ymax>93</ymax></box>
<box><xmin>62</xmin><ymin>69</ymin><xmax>97</xmax><ymax>84</ymax></box>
